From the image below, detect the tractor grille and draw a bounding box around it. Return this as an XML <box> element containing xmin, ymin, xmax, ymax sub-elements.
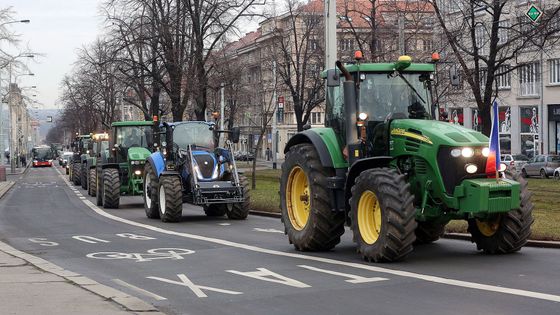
<box><xmin>405</xmin><ymin>138</ymin><xmax>420</xmax><ymax>152</ymax></box>
<box><xmin>194</xmin><ymin>155</ymin><xmax>215</xmax><ymax>178</ymax></box>
<box><xmin>414</xmin><ymin>157</ymin><xmax>428</xmax><ymax>175</ymax></box>
<box><xmin>437</xmin><ymin>146</ymin><xmax>487</xmax><ymax>194</ymax></box>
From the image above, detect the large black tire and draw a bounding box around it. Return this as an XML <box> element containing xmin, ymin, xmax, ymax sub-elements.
<box><xmin>349</xmin><ymin>168</ymin><xmax>417</xmax><ymax>262</ymax></box>
<box><xmin>88</xmin><ymin>168</ymin><xmax>96</xmax><ymax>197</ymax></box>
<box><xmin>280</xmin><ymin>143</ymin><xmax>345</xmax><ymax>251</ymax></box>
<box><xmin>65</xmin><ymin>166</ymin><xmax>69</xmax><ymax>175</ymax></box>
<box><xmin>226</xmin><ymin>175</ymin><xmax>250</xmax><ymax>220</ymax></box>
<box><xmin>72</xmin><ymin>163</ymin><xmax>81</xmax><ymax>186</ymax></box>
<box><xmin>203</xmin><ymin>204</ymin><xmax>226</xmax><ymax>217</ymax></box>
<box><xmin>158</xmin><ymin>176</ymin><xmax>183</xmax><ymax>222</ymax></box>
<box><xmin>102</xmin><ymin>168</ymin><xmax>120</xmax><ymax>209</ymax></box>
<box><xmin>143</xmin><ymin>164</ymin><xmax>160</xmax><ymax>219</ymax></box>
<box><xmin>81</xmin><ymin>163</ymin><xmax>87</xmax><ymax>190</ymax></box>
<box><xmin>414</xmin><ymin>221</ymin><xmax>446</xmax><ymax>245</ymax></box>
<box><xmin>468</xmin><ymin>171</ymin><xmax>534</xmax><ymax>254</ymax></box>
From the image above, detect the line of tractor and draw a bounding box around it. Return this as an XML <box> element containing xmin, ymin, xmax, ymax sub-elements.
<box><xmin>64</xmin><ymin>54</ymin><xmax>533</xmax><ymax>263</ymax></box>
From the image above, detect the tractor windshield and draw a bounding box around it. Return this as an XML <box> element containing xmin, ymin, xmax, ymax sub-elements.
<box><xmin>359</xmin><ymin>72</ymin><xmax>432</xmax><ymax>121</ymax></box>
<box><xmin>116</xmin><ymin>126</ymin><xmax>153</xmax><ymax>149</ymax></box>
<box><xmin>173</xmin><ymin>123</ymin><xmax>214</xmax><ymax>150</ymax></box>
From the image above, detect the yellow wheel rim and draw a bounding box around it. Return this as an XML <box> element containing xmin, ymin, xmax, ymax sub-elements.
<box><xmin>357</xmin><ymin>190</ymin><xmax>382</xmax><ymax>245</ymax></box>
<box><xmin>476</xmin><ymin>216</ymin><xmax>501</xmax><ymax>237</ymax></box>
<box><xmin>286</xmin><ymin>166</ymin><xmax>310</xmax><ymax>231</ymax></box>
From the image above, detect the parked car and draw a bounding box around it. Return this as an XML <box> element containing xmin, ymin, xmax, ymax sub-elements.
<box><xmin>554</xmin><ymin>167</ymin><xmax>560</xmax><ymax>180</ymax></box>
<box><xmin>521</xmin><ymin>154</ymin><xmax>560</xmax><ymax>178</ymax></box>
<box><xmin>234</xmin><ymin>151</ymin><xmax>255</xmax><ymax>161</ymax></box>
<box><xmin>502</xmin><ymin>154</ymin><xmax>529</xmax><ymax>172</ymax></box>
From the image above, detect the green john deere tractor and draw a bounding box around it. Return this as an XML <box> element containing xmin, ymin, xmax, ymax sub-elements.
<box><xmin>280</xmin><ymin>56</ymin><xmax>534</xmax><ymax>262</ymax></box>
<box><xmin>95</xmin><ymin>121</ymin><xmax>153</xmax><ymax>208</ymax></box>
<box><xmin>69</xmin><ymin>134</ymin><xmax>92</xmax><ymax>186</ymax></box>
<box><xmin>85</xmin><ymin>132</ymin><xmax>110</xmax><ymax>197</ymax></box>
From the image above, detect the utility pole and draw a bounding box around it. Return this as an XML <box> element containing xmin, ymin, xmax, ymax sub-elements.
<box><xmin>220</xmin><ymin>82</ymin><xmax>225</xmax><ymax>146</ymax></box>
<box><xmin>272</xmin><ymin>61</ymin><xmax>278</xmax><ymax>169</ymax></box>
<box><xmin>398</xmin><ymin>14</ymin><xmax>405</xmax><ymax>55</ymax></box>
<box><xmin>324</xmin><ymin>0</ymin><xmax>337</xmax><ymax>69</ymax></box>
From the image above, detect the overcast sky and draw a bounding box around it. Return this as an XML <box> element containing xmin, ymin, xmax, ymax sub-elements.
<box><xmin>3</xmin><ymin>0</ymin><xmax>102</xmax><ymax>109</ymax></box>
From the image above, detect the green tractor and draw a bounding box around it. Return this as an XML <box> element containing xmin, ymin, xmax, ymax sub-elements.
<box><xmin>95</xmin><ymin>121</ymin><xmax>153</xmax><ymax>208</ymax></box>
<box><xmin>280</xmin><ymin>56</ymin><xmax>534</xmax><ymax>262</ymax></box>
<box><xmin>68</xmin><ymin>134</ymin><xmax>92</xmax><ymax>186</ymax></box>
<box><xmin>85</xmin><ymin>132</ymin><xmax>110</xmax><ymax>197</ymax></box>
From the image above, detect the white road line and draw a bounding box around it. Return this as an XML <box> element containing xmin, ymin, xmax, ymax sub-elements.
<box><xmin>55</xmin><ymin>168</ymin><xmax>560</xmax><ymax>303</ymax></box>
<box><xmin>112</xmin><ymin>278</ymin><xmax>167</xmax><ymax>301</ymax></box>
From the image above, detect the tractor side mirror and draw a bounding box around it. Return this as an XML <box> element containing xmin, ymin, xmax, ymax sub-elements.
<box><xmin>231</xmin><ymin>127</ymin><xmax>241</xmax><ymax>143</ymax></box>
<box><xmin>326</xmin><ymin>69</ymin><xmax>340</xmax><ymax>87</ymax></box>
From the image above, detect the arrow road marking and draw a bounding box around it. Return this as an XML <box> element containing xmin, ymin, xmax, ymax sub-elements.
<box><xmin>55</xmin><ymin>167</ymin><xmax>560</xmax><ymax>304</ymax></box>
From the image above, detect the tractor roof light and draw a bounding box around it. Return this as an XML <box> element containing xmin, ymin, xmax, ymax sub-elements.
<box><xmin>354</xmin><ymin>50</ymin><xmax>363</xmax><ymax>61</ymax></box>
<box><xmin>431</xmin><ymin>52</ymin><xmax>440</xmax><ymax>63</ymax></box>
<box><xmin>395</xmin><ymin>55</ymin><xmax>412</xmax><ymax>71</ymax></box>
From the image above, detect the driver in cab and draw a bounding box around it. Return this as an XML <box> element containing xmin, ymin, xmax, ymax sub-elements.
<box><xmin>123</xmin><ymin>129</ymin><xmax>141</xmax><ymax>148</ymax></box>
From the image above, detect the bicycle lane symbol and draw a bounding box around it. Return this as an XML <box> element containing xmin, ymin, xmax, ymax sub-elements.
<box><xmin>86</xmin><ymin>248</ymin><xmax>195</xmax><ymax>263</ymax></box>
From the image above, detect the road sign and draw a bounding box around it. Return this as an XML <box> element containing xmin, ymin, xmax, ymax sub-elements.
<box><xmin>278</xmin><ymin>96</ymin><xmax>284</xmax><ymax>109</ymax></box>
<box><xmin>46</xmin><ymin>115</ymin><xmax>53</xmax><ymax>122</ymax></box>
<box><xmin>526</xmin><ymin>5</ymin><xmax>542</xmax><ymax>23</ymax></box>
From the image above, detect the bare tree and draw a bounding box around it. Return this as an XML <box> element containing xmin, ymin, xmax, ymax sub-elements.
<box><xmin>270</xmin><ymin>0</ymin><xmax>325</xmax><ymax>131</ymax></box>
<box><xmin>430</xmin><ymin>0</ymin><xmax>560</xmax><ymax>135</ymax></box>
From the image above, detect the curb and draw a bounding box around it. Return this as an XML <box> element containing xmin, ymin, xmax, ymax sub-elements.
<box><xmin>248</xmin><ymin>211</ymin><xmax>560</xmax><ymax>249</ymax></box>
<box><xmin>0</xmin><ymin>240</ymin><xmax>163</xmax><ymax>314</ymax></box>
<box><xmin>0</xmin><ymin>181</ymin><xmax>15</xmax><ymax>199</ymax></box>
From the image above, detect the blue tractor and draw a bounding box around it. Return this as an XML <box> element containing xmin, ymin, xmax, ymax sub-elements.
<box><xmin>143</xmin><ymin>121</ymin><xmax>249</xmax><ymax>222</ymax></box>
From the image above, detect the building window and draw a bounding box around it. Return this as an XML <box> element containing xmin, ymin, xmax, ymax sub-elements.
<box><xmin>498</xmin><ymin>20</ymin><xmax>509</xmax><ymax>45</ymax></box>
<box><xmin>311</xmin><ymin>112</ymin><xmax>322</xmax><ymax>124</ymax></box>
<box><xmin>549</xmin><ymin>59</ymin><xmax>560</xmax><ymax>84</ymax></box>
<box><xmin>475</xmin><ymin>24</ymin><xmax>486</xmax><ymax>55</ymax></box>
<box><xmin>518</xmin><ymin>62</ymin><xmax>540</xmax><ymax>96</ymax></box>
<box><xmin>496</xmin><ymin>65</ymin><xmax>511</xmax><ymax>89</ymax></box>
<box><xmin>310</xmin><ymin>40</ymin><xmax>318</xmax><ymax>51</ymax></box>
<box><xmin>340</xmin><ymin>39</ymin><xmax>354</xmax><ymax>51</ymax></box>
<box><xmin>423</xmin><ymin>39</ymin><xmax>433</xmax><ymax>52</ymax></box>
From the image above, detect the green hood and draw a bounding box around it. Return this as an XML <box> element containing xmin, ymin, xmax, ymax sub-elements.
<box><xmin>390</xmin><ymin>119</ymin><xmax>489</xmax><ymax>147</ymax></box>
<box><xmin>127</xmin><ymin>147</ymin><xmax>151</xmax><ymax>161</ymax></box>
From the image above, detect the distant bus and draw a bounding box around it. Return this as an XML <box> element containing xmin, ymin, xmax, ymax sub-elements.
<box><xmin>32</xmin><ymin>146</ymin><xmax>54</xmax><ymax>167</ymax></box>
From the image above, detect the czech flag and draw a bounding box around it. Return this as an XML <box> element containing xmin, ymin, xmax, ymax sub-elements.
<box><xmin>485</xmin><ymin>101</ymin><xmax>501</xmax><ymax>176</ymax></box>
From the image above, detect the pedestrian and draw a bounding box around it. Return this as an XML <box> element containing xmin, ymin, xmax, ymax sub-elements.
<box><xmin>266</xmin><ymin>147</ymin><xmax>271</xmax><ymax>161</ymax></box>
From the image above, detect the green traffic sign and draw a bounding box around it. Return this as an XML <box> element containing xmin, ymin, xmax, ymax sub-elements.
<box><xmin>526</xmin><ymin>5</ymin><xmax>542</xmax><ymax>23</ymax></box>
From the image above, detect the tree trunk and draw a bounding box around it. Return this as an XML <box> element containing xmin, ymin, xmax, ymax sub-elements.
<box><xmin>251</xmin><ymin>129</ymin><xmax>265</xmax><ymax>190</ymax></box>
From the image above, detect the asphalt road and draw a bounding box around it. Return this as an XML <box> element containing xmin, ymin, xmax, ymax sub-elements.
<box><xmin>1</xmin><ymin>166</ymin><xmax>559</xmax><ymax>315</ymax></box>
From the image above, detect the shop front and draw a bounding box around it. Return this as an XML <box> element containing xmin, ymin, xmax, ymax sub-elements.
<box><xmin>548</xmin><ymin>104</ymin><xmax>560</xmax><ymax>154</ymax></box>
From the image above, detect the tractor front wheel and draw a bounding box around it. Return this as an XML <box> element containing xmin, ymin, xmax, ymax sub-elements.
<box><xmin>102</xmin><ymin>168</ymin><xmax>120</xmax><ymax>209</ymax></box>
<box><xmin>143</xmin><ymin>164</ymin><xmax>160</xmax><ymax>219</ymax></box>
<box><xmin>158</xmin><ymin>176</ymin><xmax>182</xmax><ymax>222</ymax></box>
<box><xmin>468</xmin><ymin>171</ymin><xmax>534</xmax><ymax>254</ymax></box>
<box><xmin>72</xmin><ymin>163</ymin><xmax>81</xmax><ymax>186</ymax></box>
<box><xmin>349</xmin><ymin>168</ymin><xmax>416</xmax><ymax>262</ymax></box>
<box><xmin>280</xmin><ymin>144</ymin><xmax>345</xmax><ymax>251</ymax></box>
<box><xmin>88</xmin><ymin>168</ymin><xmax>96</xmax><ymax>197</ymax></box>
<box><xmin>226</xmin><ymin>175</ymin><xmax>250</xmax><ymax>220</ymax></box>
<box><xmin>81</xmin><ymin>163</ymin><xmax>87</xmax><ymax>190</ymax></box>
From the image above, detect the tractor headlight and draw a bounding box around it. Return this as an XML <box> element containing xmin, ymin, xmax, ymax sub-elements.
<box><xmin>499</xmin><ymin>163</ymin><xmax>507</xmax><ymax>172</ymax></box>
<box><xmin>465</xmin><ymin>164</ymin><xmax>478</xmax><ymax>174</ymax></box>
<box><xmin>86</xmin><ymin>150</ymin><xmax>90</xmax><ymax>154</ymax></box>
<box><xmin>134</xmin><ymin>170</ymin><xmax>142</xmax><ymax>176</ymax></box>
<box><xmin>482</xmin><ymin>147</ymin><xmax>490</xmax><ymax>157</ymax></box>
<box><xmin>450</xmin><ymin>148</ymin><xmax>462</xmax><ymax>158</ymax></box>
<box><xmin>461</xmin><ymin>147</ymin><xmax>474</xmax><ymax>158</ymax></box>
<box><xmin>358</xmin><ymin>112</ymin><xmax>368</xmax><ymax>121</ymax></box>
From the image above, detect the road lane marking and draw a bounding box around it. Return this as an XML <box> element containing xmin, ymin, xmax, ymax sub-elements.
<box><xmin>147</xmin><ymin>274</ymin><xmax>243</xmax><ymax>298</ymax></box>
<box><xmin>72</xmin><ymin>235</ymin><xmax>110</xmax><ymax>244</ymax></box>
<box><xmin>56</xmin><ymin>167</ymin><xmax>560</xmax><ymax>303</ymax></box>
<box><xmin>218</xmin><ymin>223</ymin><xmax>231</xmax><ymax>226</ymax></box>
<box><xmin>28</xmin><ymin>238</ymin><xmax>59</xmax><ymax>247</ymax></box>
<box><xmin>116</xmin><ymin>233</ymin><xmax>156</xmax><ymax>240</ymax></box>
<box><xmin>298</xmin><ymin>265</ymin><xmax>388</xmax><ymax>284</ymax></box>
<box><xmin>253</xmin><ymin>228</ymin><xmax>284</xmax><ymax>233</ymax></box>
<box><xmin>227</xmin><ymin>268</ymin><xmax>311</xmax><ymax>288</ymax></box>
<box><xmin>112</xmin><ymin>278</ymin><xmax>167</xmax><ymax>301</ymax></box>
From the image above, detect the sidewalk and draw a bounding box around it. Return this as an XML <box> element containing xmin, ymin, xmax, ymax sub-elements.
<box><xmin>0</xmin><ymin>181</ymin><xmax>15</xmax><ymax>199</ymax></box>
<box><xmin>0</xmin><ymin>241</ymin><xmax>163</xmax><ymax>315</ymax></box>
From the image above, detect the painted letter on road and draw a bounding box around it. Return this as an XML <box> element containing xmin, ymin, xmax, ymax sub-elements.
<box><xmin>227</xmin><ymin>268</ymin><xmax>311</xmax><ymax>288</ymax></box>
<box><xmin>147</xmin><ymin>274</ymin><xmax>242</xmax><ymax>298</ymax></box>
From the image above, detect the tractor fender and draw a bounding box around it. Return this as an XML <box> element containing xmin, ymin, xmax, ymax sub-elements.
<box><xmin>100</xmin><ymin>163</ymin><xmax>120</xmax><ymax>170</ymax></box>
<box><xmin>284</xmin><ymin>130</ymin><xmax>336</xmax><ymax>168</ymax></box>
<box><xmin>344</xmin><ymin>156</ymin><xmax>393</xmax><ymax>211</ymax></box>
<box><xmin>147</xmin><ymin>152</ymin><xmax>166</xmax><ymax>177</ymax></box>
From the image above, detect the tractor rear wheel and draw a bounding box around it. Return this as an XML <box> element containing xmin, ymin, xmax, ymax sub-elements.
<box><xmin>468</xmin><ymin>171</ymin><xmax>534</xmax><ymax>254</ymax></box>
<box><xmin>349</xmin><ymin>168</ymin><xmax>416</xmax><ymax>262</ymax></box>
<box><xmin>81</xmin><ymin>163</ymin><xmax>87</xmax><ymax>190</ymax></box>
<box><xmin>280</xmin><ymin>144</ymin><xmax>345</xmax><ymax>251</ymax></box>
<box><xmin>414</xmin><ymin>221</ymin><xmax>446</xmax><ymax>245</ymax></box>
<box><xmin>102</xmin><ymin>168</ymin><xmax>120</xmax><ymax>209</ymax></box>
<box><xmin>158</xmin><ymin>176</ymin><xmax>182</xmax><ymax>222</ymax></box>
<box><xmin>72</xmin><ymin>163</ymin><xmax>81</xmax><ymax>186</ymax></box>
<box><xmin>226</xmin><ymin>175</ymin><xmax>250</xmax><ymax>220</ymax></box>
<box><xmin>203</xmin><ymin>204</ymin><xmax>226</xmax><ymax>217</ymax></box>
<box><xmin>143</xmin><ymin>164</ymin><xmax>160</xmax><ymax>219</ymax></box>
<box><xmin>88</xmin><ymin>168</ymin><xmax>96</xmax><ymax>197</ymax></box>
